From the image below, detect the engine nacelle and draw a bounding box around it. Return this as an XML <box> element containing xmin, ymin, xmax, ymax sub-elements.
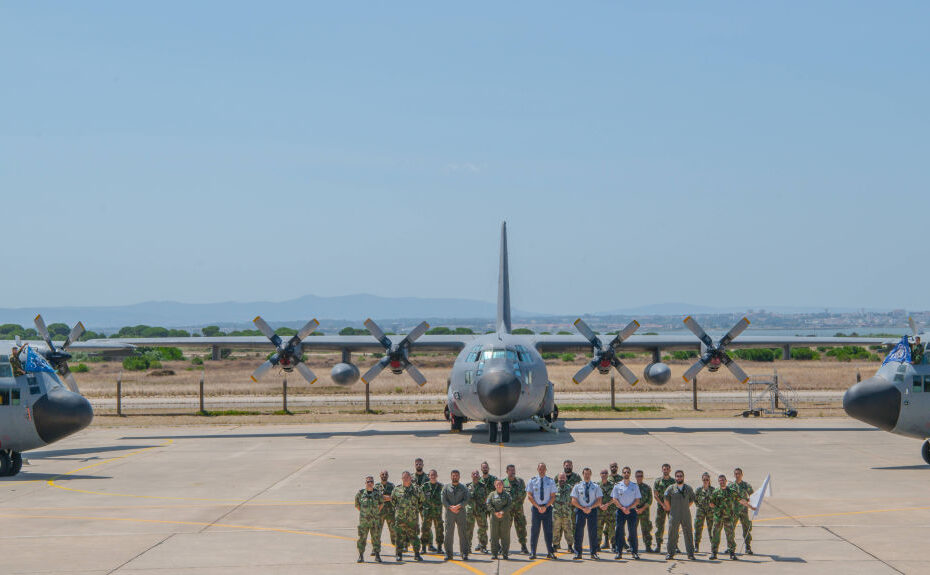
<box><xmin>330</xmin><ymin>362</ymin><xmax>360</xmax><ymax>386</ymax></box>
<box><xmin>643</xmin><ymin>362</ymin><xmax>672</xmax><ymax>385</ymax></box>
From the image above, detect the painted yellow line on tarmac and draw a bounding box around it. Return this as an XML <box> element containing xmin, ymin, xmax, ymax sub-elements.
<box><xmin>756</xmin><ymin>504</ymin><xmax>930</xmax><ymax>523</ymax></box>
<box><xmin>511</xmin><ymin>551</ymin><xmax>572</xmax><ymax>575</ymax></box>
<box><xmin>0</xmin><ymin>512</ymin><xmax>486</xmax><ymax>574</ymax></box>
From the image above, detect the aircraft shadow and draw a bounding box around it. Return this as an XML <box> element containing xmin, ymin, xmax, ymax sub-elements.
<box><xmin>565</xmin><ymin>426</ymin><xmax>873</xmax><ymax>435</ymax></box>
<box><xmin>468</xmin><ymin>421</ymin><xmax>574</xmax><ymax>446</ymax></box>
<box><xmin>27</xmin><ymin>445</ymin><xmax>159</xmax><ymax>459</ymax></box>
<box><xmin>2</xmin><ymin>473</ymin><xmax>109</xmax><ymax>481</ymax></box>
<box><xmin>871</xmin><ymin>465</ymin><xmax>929</xmax><ymax>470</ymax></box>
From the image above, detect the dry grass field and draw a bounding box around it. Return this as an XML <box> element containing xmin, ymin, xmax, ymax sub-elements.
<box><xmin>74</xmin><ymin>350</ymin><xmax>876</xmax><ymax>398</ymax></box>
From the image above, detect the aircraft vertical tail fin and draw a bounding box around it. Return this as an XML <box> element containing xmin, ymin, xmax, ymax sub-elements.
<box><xmin>497</xmin><ymin>221</ymin><xmax>512</xmax><ymax>335</ymax></box>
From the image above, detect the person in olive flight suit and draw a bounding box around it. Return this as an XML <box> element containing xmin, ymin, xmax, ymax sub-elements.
<box><xmin>442</xmin><ymin>469</ymin><xmax>471</xmax><ymax>561</ymax></box>
<box><xmin>487</xmin><ymin>479</ymin><xmax>514</xmax><ymax>560</ymax></box>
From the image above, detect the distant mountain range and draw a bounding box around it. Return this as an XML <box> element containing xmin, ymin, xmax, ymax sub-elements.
<box><xmin>0</xmin><ymin>295</ymin><xmax>895</xmax><ymax>330</ymax></box>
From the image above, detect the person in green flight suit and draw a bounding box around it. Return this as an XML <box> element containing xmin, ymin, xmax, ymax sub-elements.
<box><xmin>486</xmin><ymin>479</ymin><xmax>514</xmax><ymax>560</ymax></box>
<box><xmin>709</xmin><ymin>474</ymin><xmax>754</xmax><ymax>560</ymax></box>
<box><xmin>597</xmin><ymin>469</ymin><xmax>617</xmax><ymax>553</ymax></box>
<box><xmin>355</xmin><ymin>476</ymin><xmax>383</xmax><ymax>563</ymax></box>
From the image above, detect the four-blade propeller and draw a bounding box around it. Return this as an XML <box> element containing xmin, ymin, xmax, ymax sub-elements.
<box><xmin>572</xmin><ymin>318</ymin><xmax>641</xmax><ymax>386</ymax></box>
<box><xmin>34</xmin><ymin>314</ymin><xmax>85</xmax><ymax>394</ymax></box>
<box><xmin>249</xmin><ymin>316</ymin><xmax>320</xmax><ymax>384</ymax></box>
<box><xmin>361</xmin><ymin>319</ymin><xmax>430</xmax><ymax>386</ymax></box>
<box><xmin>681</xmin><ymin>316</ymin><xmax>751</xmax><ymax>383</ymax></box>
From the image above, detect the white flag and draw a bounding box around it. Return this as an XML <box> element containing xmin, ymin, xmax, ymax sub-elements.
<box><xmin>749</xmin><ymin>474</ymin><xmax>772</xmax><ymax>519</ymax></box>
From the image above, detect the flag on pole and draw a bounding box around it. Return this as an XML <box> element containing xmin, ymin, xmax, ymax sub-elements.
<box><xmin>24</xmin><ymin>346</ymin><xmax>56</xmax><ymax>374</ymax></box>
<box><xmin>882</xmin><ymin>336</ymin><xmax>912</xmax><ymax>366</ymax></box>
<box><xmin>749</xmin><ymin>474</ymin><xmax>772</xmax><ymax>519</ymax></box>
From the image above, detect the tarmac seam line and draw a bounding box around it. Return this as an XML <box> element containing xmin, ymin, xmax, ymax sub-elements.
<box><xmin>820</xmin><ymin>526</ymin><xmax>905</xmax><ymax>575</ymax></box>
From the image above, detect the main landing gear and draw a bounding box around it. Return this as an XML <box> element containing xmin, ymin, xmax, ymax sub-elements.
<box><xmin>487</xmin><ymin>421</ymin><xmax>511</xmax><ymax>443</ymax></box>
<box><xmin>0</xmin><ymin>451</ymin><xmax>23</xmax><ymax>477</ymax></box>
<box><xmin>922</xmin><ymin>440</ymin><xmax>930</xmax><ymax>466</ymax></box>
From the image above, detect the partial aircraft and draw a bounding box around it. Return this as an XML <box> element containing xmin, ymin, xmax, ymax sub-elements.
<box><xmin>843</xmin><ymin>318</ymin><xmax>930</xmax><ymax>464</ymax></box>
<box><xmin>0</xmin><ymin>316</ymin><xmax>130</xmax><ymax>476</ymax></box>
<box><xmin>97</xmin><ymin>223</ymin><xmax>890</xmax><ymax>443</ymax></box>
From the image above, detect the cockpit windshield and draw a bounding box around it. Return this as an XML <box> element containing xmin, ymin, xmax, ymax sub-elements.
<box><xmin>480</xmin><ymin>349</ymin><xmax>517</xmax><ymax>361</ymax></box>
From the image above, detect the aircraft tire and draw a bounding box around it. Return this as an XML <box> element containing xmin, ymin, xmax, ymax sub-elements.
<box><xmin>451</xmin><ymin>415</ymin><xmax>463</xmax><ymax>432</ymax></box>
<box><xmin>488</xmin><ymin>422</ymin><xmax>498</xmax><ymax>443</ymax></box>
<box><xmin>501</xmin><ymin>422</ymin><xmax>511</xmax><ymax>443</ymax></box>
<box><xmin>922</xmin><ymin>440</ymin><xmax>930</xmax><ymax>466</ymax></box>
<box><xmin>9</xmin><ymin>452</ymin><xmax>21</xmax><ymax>476</ymax></box>
<box><xmin>0</xmin><ymin>452</ymin><xmax>10</xmax><ymax>477</ymax></box>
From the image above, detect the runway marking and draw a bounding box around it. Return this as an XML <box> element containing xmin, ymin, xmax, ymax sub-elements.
<box><xmin>734</xmin><ymin>436</ymin><xmax>772</xmax><ymax>452</ymax></box>
<box><xmin>0</xmin><ymin>513</ymin><xmax>485</xmax><ymax>573</ymax></box>
<box><xmin>755</xmin><ymin>504</ymin><xmax>930</xmax><ymax>523</ymax></box>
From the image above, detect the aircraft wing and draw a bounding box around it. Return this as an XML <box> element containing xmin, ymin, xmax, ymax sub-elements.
<box><xmin>533</xmin><ymin>334</ymin><xmax>894</xmax><ymax>354</ymax></box>
<box><xmin>0</xmin><ymin>339</ymin><xmax>137</xmax><ymax>353</ymax></box>
<box><xmin>90</xmin><ymin>335</ymin><xmax>475</xmax><ymax>353</ymax></box>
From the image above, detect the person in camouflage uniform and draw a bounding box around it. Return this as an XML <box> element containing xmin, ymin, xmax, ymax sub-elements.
<box><xmin>413</xmin><ymin>458</ymin><xmax>428</xmax><ymax>487</ymax></box>
<box><xmin>693</xmin><ymin>472</ymin><xmax>715</xmax><ymax>552</ymax></box>
<box><xmin>652</xmin><ymin>463</ymin><xmax>675</xmax><ymax>553</ymax></box>
<box><xmin>392</xmin><ymin>471</ymin><xmax>424</xmax><ymax>561</ymax></box>
<box><xmin>608</xmin><ymin>462</ymin><xmax>621</xmax><ymax>484</ymax></box>
<box><xmin>634</xmin><ymin>470</ymin><xmax>654</xmax><ymax>552</ymax></box>
<box><xmin>419</xmin><ymin>469</ymin><xmax>444</xmax><ymax>552</ymax></box>
<box><xmin>551</xmin><ymin>472</ymin><xmax>574</xmax><ymax>553</ymax></box>
<box><xmin>597</xmin><ymin>469</ymin><xmax>617</xmax><ymax>552</ymax></box>
<box><xmin>374</xmin><ymin>470</ymin><xmax>396</xmax><ymax>548</ymax></box>
<box><xmin>356</xmin><ymin>476</ymin><xmax>383</xmax><ymax>563</ymax></box>
<box><xmin>504</xmin><ymin>464</ymin><xmax>528</xmax><ymax>553</ymax></box>
<box><xmin>733</xmin><ymin>468</ymin><xmax>755</xmax><ymax>554</ymax></box>
<box><xmin>486</xmin><ymin>479</ymin><xmax>513</xmax><ymax>559</ymax></box>
<box><xmin>466</xmin><ymin>470</ymin><xmax>489</xmax><ymax>552</ymax></box>
<box><xmin>709</xmin><ymin>474</ymin><xmax>741</xmax><ymax>560</ymax></box>
<box><xmin>558</xmin><ymin>459</ymin><xmax>582</xmax><ymax>539</ymax></box>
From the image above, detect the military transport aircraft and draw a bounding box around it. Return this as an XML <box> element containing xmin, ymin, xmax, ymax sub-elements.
<box><xmin>94</xmin><ymin>222</ymin><xmax>890</xmax><ymax>443</ymax></box>
<box><xmin>0</xmin><ymin>316</ymin><xmax>130</xmax><ymax>476</ymax></box>
<box><xmin>843</xmin><ymin>318</ymin><xmax>930</xmax><ymax>464</ymax></box>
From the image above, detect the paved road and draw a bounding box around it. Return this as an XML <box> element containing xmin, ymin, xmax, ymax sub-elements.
<box><xmin>2</xmin><ymin>418</ymin><xmax>925</xmax><ymax>574</ymax></box>
<box><xmin>88</xmin><ymin>390</ymin><xmax>845</xmax><ymax>410</ymax></box>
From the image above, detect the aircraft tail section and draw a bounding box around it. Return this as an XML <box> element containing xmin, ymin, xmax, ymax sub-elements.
<box><xmin>497</xmin><ymin>221</ymin><xmax>512</xmax><ymax>335</ymax></box>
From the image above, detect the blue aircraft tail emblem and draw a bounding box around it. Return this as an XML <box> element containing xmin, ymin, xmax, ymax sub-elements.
<box><xmin>882</xmin><ymin>336</ymin><xmax>912</xmax><ymax>366</ymax></box>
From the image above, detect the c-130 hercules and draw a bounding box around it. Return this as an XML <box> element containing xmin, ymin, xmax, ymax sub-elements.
<box><xmin>104</xmin><ymin>222</ymin><xmax>888</xmax><ymax>443</ymax></box>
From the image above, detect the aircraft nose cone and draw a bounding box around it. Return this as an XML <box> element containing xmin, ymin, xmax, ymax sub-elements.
<box><xmin>32</xmin><ymin>387</ymin><xmax>94</xmax><ymax>444</ymax></box>
<box><xmin>477</xmin><ymin>370</ymin><xmax>521</xmax><ymax>417</ymax></box>
<box><xmin>843</xmin><ymin>376</ymin><xmax>901</xmax><ymax>431</ymax></box>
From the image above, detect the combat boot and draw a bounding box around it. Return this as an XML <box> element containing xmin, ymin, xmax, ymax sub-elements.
<box><xmin>428</xmin><ymin>544</ymin><xmax>437</xmax><ymax>553</ymax></box>
<box><xmin>396</xmin><ymin>551</ymin><xmax>403</xmax><ymax>561</ymax></box>
<box><xmin>358</xmin><ymin>552</ymin><xmax>364</xmax><ymax>563</ymax></box>
<box><xmin>521</xmin><ymin>543</ymin><xmax>529</xmax><ymax>554</ymax></box>
<box><xmin>730</xmin><ymin>551</ymin><xmax>739</xmax><ymax>561</ymax></box>
<box><xmin>414</xmin><ymin>550</ymin><xmax>423</xmax><ymax>561</ymax></box>
<box><xmin>655</xmin><ymin>541</ymin><xmax>661</xmax><ymax>554</ymax></box>
<box><xmin>746</xmin><ymin>544</ymin><xmax>753</xmax><ymax>555</ymax></box>
<box><xmin>710</xmin><ymin>549</ymin><xmax>718</xmax><ymax>560</ymax></box>
<box><xmin>374</xmin><ymin>552</ymin><xmax>382</xmax><ymax>563</ymax></box>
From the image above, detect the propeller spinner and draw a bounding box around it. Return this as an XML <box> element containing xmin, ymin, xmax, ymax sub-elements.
<box><xmin>33</xmin><ymin>314</ymin><xmax>85</xmax><ymax>394</ymax></box>
<box><xmin>572</xmin><ymin>318</ymin><xmax>640</xmax><ymax>385</ymax></box>
<box><xmin>681</xmin><ymin>316</ymin><xmax>751</xmax><ymax>383</ymax></box>
<box><xmin>361</xmin><ymin>319</ymin><xmax>430</xmax><ymax>386</ymax></box>
<box><xmin>250</xmin><ymin>316</ymin><xmax>320</xmax><ymax>384</ymax></box>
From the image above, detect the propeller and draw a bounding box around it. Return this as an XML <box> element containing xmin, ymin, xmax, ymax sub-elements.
<box><xmin>361</xmin><ymin>319</ymin><xmax>430</xmax><ymax>386</ymax></box>
<box><xmin>681</xmin><ymin>316</ymin><xmax>751</xmax><ymax>383</ymax></box>
<box><xmin>572</xmin><ymin>318</ymin><xmax>640</xmax><ymax>385</ymax></box>
<box><xmin>33</xmin><ymin>314</ymin><xmax>85</xmax><ymax>393</ymax></box>
<box><xmin>249</xmin><ymin>316</ymin><xmax>320</xmax><ymax>384</ymax></box>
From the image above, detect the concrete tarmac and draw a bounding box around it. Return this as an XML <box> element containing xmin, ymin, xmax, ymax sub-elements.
<box><xmin>1</xmin><ymin>417</ymin><xmax>927</xmax><ymax>574</ymax></box>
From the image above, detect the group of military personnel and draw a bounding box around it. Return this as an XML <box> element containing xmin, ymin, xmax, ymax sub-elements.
<box><xmin>354</xmin><ymin>457</ymin><xmax>756</xmax><ymax>563</ymax></box>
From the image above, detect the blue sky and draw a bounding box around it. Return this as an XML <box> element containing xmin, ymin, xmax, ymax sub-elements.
<box><xmin>2</xmin><ymin>1</ymin><xmax>927</xmax><ymax>314</ymax></box>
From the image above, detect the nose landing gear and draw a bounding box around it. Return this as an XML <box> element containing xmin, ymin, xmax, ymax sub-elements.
<box><xmin>0</xmin><ymin>451</ymin><xmax>23</xmax><ymax>477</ymax></box>
<box><xmin>487</xmin><ymin>421</ymin><xmax>511</xmax><ymax>443</ymax></box>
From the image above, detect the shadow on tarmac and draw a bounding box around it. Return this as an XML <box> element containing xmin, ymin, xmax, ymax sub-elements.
<box><xmin>26</xmin><ymin>445</ymin><xmax>159</xmax><ymax>459</ymax></box>
<box><xmin>871</xmin><ymin>464</ymin><xmax>930</xmax><ymax>470</ymax></box>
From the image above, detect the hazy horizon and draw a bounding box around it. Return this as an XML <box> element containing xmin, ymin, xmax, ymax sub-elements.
<box><xmin>3</xmin><ymin>2</ymin><xmax>927</xmax><ymax>312</ymax></box>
